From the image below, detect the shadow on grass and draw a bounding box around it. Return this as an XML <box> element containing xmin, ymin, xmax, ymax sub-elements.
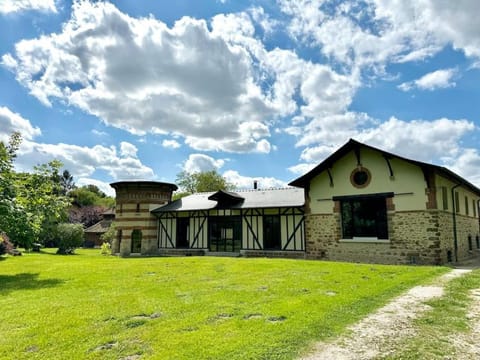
<box><xmin>0</xmin><ymin>273</ymin><xmax>64</xmax><ymax>295</ymax></box>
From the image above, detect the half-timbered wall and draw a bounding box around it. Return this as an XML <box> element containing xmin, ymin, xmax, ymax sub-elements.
<box><xmin>156</xmin><ymin>207</ymin><xmax>305</xmax><ymax>252</ymax></box>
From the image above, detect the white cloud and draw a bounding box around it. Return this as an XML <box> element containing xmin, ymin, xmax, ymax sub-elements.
<box><xmin>162</xmin><ymin>139</ymin><xmax>181</xmax><ymax>149</ymax></box>
<box><xmin>0</xmin><ymin>106</ymin><xmax>41</xmax><ymax>142</ymax></box>
<box><xmin>183</xmin><ymin>154</ymin><xmax>225</xmax><ymax>173</ymax></box>
<box><xmin>15</xmin><ymin>140</ymin><xmax>154</xmax><ymax>182</ymax></box>
<box><xmin>292</xmin><ymin>116</ymin><xmax>475</xmax><ymax>167</ymax></box>
<box><xmin>222</xmin><ymin>170</ymin><xmax>287</xmax><ymax>189</ymax></box>
<box><xmin>279</xmin><ymin>0</ymin><xmax>480</xmax><ymax>75</ymax></box>
<box><xmin>3</xmin><ymin>1</ymin><xmax>275</xmax><ymax>153</ymax></box>
<box><xmin>398</xmin><ymin>69</ymin><xmax>457</xmax><ymax>91</ymax></box>
<box><xmin>0</xmin><ymin>0</ymin><xmax>57</xmax><ymax>14</ymax></box>
<box><xmin>288</xmin><ymin>163</ymin><xmax>317</xmax><ymax>176</ymax></box>
<box><xmin>119</xmin><ymin>142</ymin><xmax>138</xmax><ymax>158</ymax></box>
<box><xmin>355</xmin><ymin>117</ymin><xmax>475</xmax><ymax>162</ymax></box>
<box><xmin>91</xmin><ymin>129</ymin><xmax>108</xmax><ymax>137</ymax></box>
<box><xmin>445</xmin><ymin>148</ymin><xmax>480</xmax><ymax>188</ymax></box>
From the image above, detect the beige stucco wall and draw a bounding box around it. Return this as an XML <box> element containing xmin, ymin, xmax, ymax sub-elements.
<box><xmin>309</xmin><ymin>148</ymin><xmax>428</xmax><ymax>214</ymax></box>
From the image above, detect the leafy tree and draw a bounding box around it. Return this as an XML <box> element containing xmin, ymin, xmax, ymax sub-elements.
<box><xmin>175</xmin><ymin>170</ymin><xmax>235</xmax><ymax>198</ymax></box>
<box><xmin>15</xmin><ymin>161</ymin><xmax>71</xmax><ymax>248</ymax></box>
<box><xmin>56</xmin><ymin>223</ymin><xmax>84</xmax><ymax>254</ymax></box>
<box><xmin>69</xmin><ymin>186</ymin><xmax>115</xmax><ymax>208</ymax></box>
<box><xmin>0</xmin><ymin>133</ymin><xmax>33</xmax><ymax>247</ymax></box>
<box><xmin>59</xmin><ymin>170</ymin><xmax>76</xmax><ymax>195</ymax></box>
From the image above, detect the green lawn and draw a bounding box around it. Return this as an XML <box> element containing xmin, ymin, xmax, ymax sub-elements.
<box><xmin>0</xmin><ymin>249</ymin><xmax>447</xmax><ymax>360</ymax></box>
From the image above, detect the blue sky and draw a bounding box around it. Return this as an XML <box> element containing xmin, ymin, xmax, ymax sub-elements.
<box><xmin>1</xmin><ymin>0</ymin><xmax>479</xmax><ymax>196</ymax></box>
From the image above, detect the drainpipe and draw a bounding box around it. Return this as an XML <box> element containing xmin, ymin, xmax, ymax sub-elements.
<box><xmin>451</xmin><ymin>183</ymin><xmax>461</xmax><ymax>262</ymax></box>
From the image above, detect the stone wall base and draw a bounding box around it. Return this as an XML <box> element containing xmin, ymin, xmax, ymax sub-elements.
<box><xmin>241</xmin><ymin>250</ymin><xmax>305</xmax><ymax>259</ymax></box>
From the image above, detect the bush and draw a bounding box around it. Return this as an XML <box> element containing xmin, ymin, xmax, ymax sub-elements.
<box><xmin>0</xmin><ymin>232</ymin><xmax>14</xmax><ymax>256</ymax></box>
<box><xmin>100</xmin><ymin>242</ymin><xmax>111</xmax><ymax>255</ymax></box>
<box><xmin>56</xmin><ymin>223</ymin><xmax>84</xmax><ymax>255</ymax></box>
<box><xmin>100</xmin><ymin>223</ymin><xmax>115</xmax><ymax>244</ymax></box>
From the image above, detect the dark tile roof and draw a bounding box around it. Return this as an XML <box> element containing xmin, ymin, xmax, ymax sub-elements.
<box><xmin>152</xmin><ymin>187</ymin><xmax>304</xmax><ymax>213</ymax></box>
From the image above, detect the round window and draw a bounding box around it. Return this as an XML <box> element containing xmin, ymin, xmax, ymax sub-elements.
<box><xmin>350</xmin><ymin>167</ymin><xmax>371</xmax><ymax>188</ymax></box>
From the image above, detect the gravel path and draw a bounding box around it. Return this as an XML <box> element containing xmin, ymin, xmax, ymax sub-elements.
<box><xmin>448</xmin><ymin>287</ymin><xmax>480</xmax><ymax>359</ymax></box>
<box><xmin>300</xmin><ymin>269</ymin><xmax>472</xmax><ymax>360</ymax></box>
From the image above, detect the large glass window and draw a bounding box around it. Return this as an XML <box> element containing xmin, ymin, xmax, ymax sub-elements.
<box><xmin>209</xmin><ymin>216</ymin><xmax>242</xmax><ymax>252</ymax></box>
<box><xmin>339</xmin><ymin>194</ymin><xmax>389</xmax><ymax>240</ymax></box>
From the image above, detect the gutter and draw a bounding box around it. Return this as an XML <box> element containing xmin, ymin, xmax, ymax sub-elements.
<box><xmin>451</xmin><ymin>183</ymin><xmax>461</xmax><ymax>262</ymax></box>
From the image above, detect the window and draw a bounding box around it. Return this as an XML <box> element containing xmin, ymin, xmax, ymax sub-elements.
<box><xmin>465</xmin><ymin>196</ymin><xmax>469</xmax><ymax>216</ymax></box>
<box><xmin>473</xmin><ymin>200</ymin><xmax>477</xmax><ymax>218</ymax></box>
<box><xmin>442</xmin><ymin>187</ymin><xmax>448</xmax><ymax>210</ymax></box>
<box><xmin>468</xmin><ymin>235</ymin><xmax>473</xmax><ymax>251</ymax></box>
<box><xmin>131</xmin><ymin>229</ymin><xmax>142</xmax><ymax>253</ymax></box>
<box><xmin>350</xmin><ymin>167</ymin><xmax>371</xmax><ymax>188</ymax></box>
<box><xmin>209</xmin><ymin>216</ymin><xmax>242</xmax><ymax>252</ymax></box>
<box><xmin>476</xmin><ymin>235</ymin><xmax>479</xmax><ymax>249</ymax></box>
<box><xmin>263</xmin><ymin>215</ymin><xmax>281</xmax><ymax>250</ymax></box>
<box><xmin>136</xmin><ymin>203</ymin><xmax>140</xmax><ymax>213</ymax></box>
<box><xmin>337</xmin><ymin>193</ymin><xmax>391</xmax><ymax>240</ymax></box>
<box><xmin>455</xmin><ymin>192</ymin><xmax>460</xmax><ymax>213</ymax></box>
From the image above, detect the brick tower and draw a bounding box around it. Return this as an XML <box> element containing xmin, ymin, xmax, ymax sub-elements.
<box><xmin>110</xmin><ymin>181</ymin><xmax>177</xmax><ymax>256</ymax></box>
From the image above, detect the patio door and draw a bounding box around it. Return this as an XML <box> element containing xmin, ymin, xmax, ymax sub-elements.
<box><xmin>209</xmin><ymin>216</ymin><xmax>242</xmax><ymax>252</ymax></box>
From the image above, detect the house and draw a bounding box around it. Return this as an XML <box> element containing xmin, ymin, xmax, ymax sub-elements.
<box><xmin>83</xmin><ymin>209</ymin><xmax>115</xmax><ymax>247</ymax></box>
<box><xmin>109</xmin><ymin>139</ymin><xmax>480</xmax><ymax>265</ymax></box>
<box><xmin>289</xmin><ymin>139</ymin><xmax>480</xmax><ymax>265</ymax></box>
<box><xmin>152</xmin><ymin>188</ymin><xmax>305</xmax><ymax>258</ymax></box>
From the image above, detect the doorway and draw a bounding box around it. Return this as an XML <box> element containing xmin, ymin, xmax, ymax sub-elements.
<box><xmin>209</xmin><ymin>216</ymin><xmax>242</xmax><ymax>252</ymax></box>
<box><xmin>176</xmin><ymin>217</ymin><xmax>190</xmax><ymax>248</ymax></box>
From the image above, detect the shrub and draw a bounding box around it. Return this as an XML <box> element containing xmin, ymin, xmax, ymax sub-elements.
<box><xmin>0</xmin><ymin>232</ymin><xmax>14</xmax><ymax>256</ymax></box>
<box><xmin>100</xmin><ymin>223</ymin><xmax>115</xmax><ymax>244</ymax></box>
<box><xmin>100</xmin><ymin>242</ymin><xmax>111</xmax><ymax>255</ymax></box>
<box><xmin>56</xmin><ymin>223</ymin><xmax>84</xmax><ymax>255</ymax></box>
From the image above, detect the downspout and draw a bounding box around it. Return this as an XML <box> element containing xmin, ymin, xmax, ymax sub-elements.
<box><xmin>451</xmin><ymin>183</ymin><xmax>461</xmax><ymax>262</ymax></box>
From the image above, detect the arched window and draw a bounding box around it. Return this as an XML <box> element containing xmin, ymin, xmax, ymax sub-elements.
<box><xmin>131</xmin><ymin>229</ymin><xmax>142</xmax><ymax>253</ymax></box>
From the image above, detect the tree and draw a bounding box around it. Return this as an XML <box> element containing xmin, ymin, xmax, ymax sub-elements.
<box><xmin>175</xmin><ymin>170</ymin><xmax>235</xmax><ymax>198</ymax></box>
<box><xmin>59</xmin><ymin>170</ymin><xmax>76</xmax><ymax>195</ymax></box>
<box><xmin>69</xmin><ymin>205</ymin><xmax>106</xmax><ymax>228</ymax></box>
<box><xmin>0</xmin><ymin>133</ymin><xmax>33</xmax><ymax>247</ymax></box>
<box><xmin>15</xmin><ymin>161</ymin><xmax>71</xmax><ymax>248</ymax></box>
<box><xmin>69</xmin><ymin>186</ymin><xmax>115</xmax><ymax>208</ymax></box>
<box><xmin>56</xmin><ymin>223</ymin><xmax>84</xmax><ymax>254</ymax></box>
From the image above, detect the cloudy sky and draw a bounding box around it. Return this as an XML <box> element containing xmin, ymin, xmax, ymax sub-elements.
<box><xmin>1</xmin><ymin>0</ymin><xmax>479</xmax><ymax>196</ymax></box>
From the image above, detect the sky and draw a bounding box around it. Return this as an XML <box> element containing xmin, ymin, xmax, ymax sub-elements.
<box><xmin>0</xmin><ymin>0</ymin><xmax>479</xmax><ymax>197</ymax></box>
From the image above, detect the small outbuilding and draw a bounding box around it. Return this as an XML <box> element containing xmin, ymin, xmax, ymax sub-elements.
<box><xmin>83</xmin><ymin>209</ymin><xmax>115</xmax><ymax>247</ymax></box>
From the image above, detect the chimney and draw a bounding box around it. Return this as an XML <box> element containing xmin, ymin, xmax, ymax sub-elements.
<box><xmin>253</xmin><ymin>180</ymin><xmax>258</xmax><ymax>190</ymax></box>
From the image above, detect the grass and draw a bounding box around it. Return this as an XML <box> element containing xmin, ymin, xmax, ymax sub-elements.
<box><xmin>0</xmin><ymin>249</ymin><xmax>447</xmax><ymax>360</ymax></box>
<box><xmin>382</xmin><ymin>268</ymin><xmax>480</xmax><ymax>359</ymax></box>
